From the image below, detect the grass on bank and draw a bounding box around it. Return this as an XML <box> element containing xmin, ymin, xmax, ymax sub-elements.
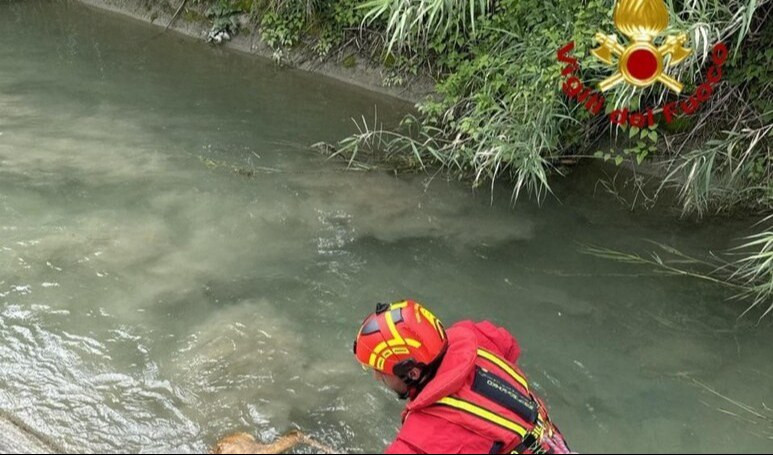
<box><xmin>584</xmin><ymin>218</ymin><xmax>773</xmax><ymax>320</ymax></box>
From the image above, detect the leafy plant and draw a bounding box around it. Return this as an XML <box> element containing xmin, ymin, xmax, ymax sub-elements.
<box><xmin>204</xmin><ymin>0</ymin><xmax>245</xmax><ymax>40</ymax></box>
<box><xmin>261</xmin><ymin>8</ymin><xmax>305</xmax><ymax>49</ymax></box>
<box><xmin>596</xmin><ymin>124</ymin><xmax>660</xmax><ymax>166</ymax></box>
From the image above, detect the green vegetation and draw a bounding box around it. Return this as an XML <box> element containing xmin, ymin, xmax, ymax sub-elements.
<box><xmin>585</xmin><ymin>227</ymin><xmax>773</xmax><ymax>320</ymax></box>
<box><xmin>192</xmin><ymin>0</ymin><xmax>368</xmax><ymax>60</ymax></box>
<box><xmin>186</xmin><ymin>0</ymin><xmax>771</xmax><ymax>317</ymax></box>
<box><xmin>680</xmin><ymin>373</ymin><xmax>773</xmax><ymax>439</ymax></box>
<box><xmin>190</xmin><ymin>1</ymin><xmax>769</xmax><ymax>204</ymax></box>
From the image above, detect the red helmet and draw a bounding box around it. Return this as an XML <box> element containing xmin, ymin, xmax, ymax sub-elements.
<box><xmin>353</xmin><ymin>300</ymin><xmax>447</xmax><ymax>380</ymax></box>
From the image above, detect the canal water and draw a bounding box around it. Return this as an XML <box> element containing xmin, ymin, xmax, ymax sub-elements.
<box><xmin>0</xmin><ymin>1</ymin><xmax>771</xmax><ymax>452</ymax></box>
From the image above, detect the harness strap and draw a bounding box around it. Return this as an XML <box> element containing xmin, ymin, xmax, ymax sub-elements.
<box><xmin>436</xmin><ymin>396</ymin><xmax>528</xmax><ymax>437</ymax></box>
<box><xmin>433</xmin><ymin>349</ymin><xmax>556</xmax><ymax>454</ymax></box>
<box><xmin>476</xmin><ymin>348</ymin><xmax>529</xmax><ymax>391</ymax></box>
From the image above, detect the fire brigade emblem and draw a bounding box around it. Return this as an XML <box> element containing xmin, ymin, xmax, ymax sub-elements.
<box><xmin>592</xmin><ymin>0</ymin><xmax>692</xmax><ymax>93</ymax></box>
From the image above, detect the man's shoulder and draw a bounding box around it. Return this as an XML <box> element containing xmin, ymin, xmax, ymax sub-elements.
<box><xmin>449</xmin><ymin>320</ymin><xmax>520</xmax><ymax>363</ymax></box>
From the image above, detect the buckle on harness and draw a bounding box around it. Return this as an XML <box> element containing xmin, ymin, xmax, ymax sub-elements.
<box><xmin>511</xmin><ymin>417</ymin><xmax>548</xmax><ymax>454</ymax></box>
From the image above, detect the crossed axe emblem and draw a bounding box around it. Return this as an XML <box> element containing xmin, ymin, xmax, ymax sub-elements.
<box><xmin>591</xmin><ymin>0</ymin><xmax>692</xmax><ymax>93</ymax></box>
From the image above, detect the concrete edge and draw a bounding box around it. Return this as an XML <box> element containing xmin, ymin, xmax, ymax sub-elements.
<box><xmin>73</xmin><ymin>0</ymin><xmax>435</xmax><ymax>104</ymax></box>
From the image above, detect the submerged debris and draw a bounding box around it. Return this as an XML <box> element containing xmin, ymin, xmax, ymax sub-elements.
<box><xmin>204</xmin><ymin>2</ymin><xmax>242</xmax><ymax>45</ymax></box>
<box><xmin>206</xmin><ymin>28</ymin><xmax>231</xmax><ymax>44</ymax></box>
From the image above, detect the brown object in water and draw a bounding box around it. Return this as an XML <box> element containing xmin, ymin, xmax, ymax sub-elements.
<box><xmin>213</xmin><ymin>430</ymin><xmax>335</xmax><ymax>454</ymax></box>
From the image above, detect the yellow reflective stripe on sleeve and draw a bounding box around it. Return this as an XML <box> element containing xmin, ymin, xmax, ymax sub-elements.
<box><xmin>437</xmin><ymin>397</ymin><xmax>527</xmax><ymax>437</ymax></box>
<box><xmin>477</xmin><ymin>348</ymin><xmax>529</xmax><ymax>391</ymax></box>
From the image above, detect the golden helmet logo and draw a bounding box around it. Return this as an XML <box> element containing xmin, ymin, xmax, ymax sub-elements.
<box><xmin>592</xmin><ymin>0</ymin><xmax>692</xmax><ymax>93</ymax></box>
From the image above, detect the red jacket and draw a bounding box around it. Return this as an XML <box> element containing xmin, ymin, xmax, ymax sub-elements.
<box><xmin>385</xmin><ymin>321</ymin><xmax>567</xmax><ymax>454</ymax></box>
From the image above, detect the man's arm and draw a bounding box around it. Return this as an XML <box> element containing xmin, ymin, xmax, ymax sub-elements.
<box><xmin>386</xmin><ymin>412</ymin><xmax>495</xmax><ymax>454</ymax></box>
<box><xmin>385</xmin><ymin>438</ymin><xmax>425</xmax><ymax>454</ymax></box>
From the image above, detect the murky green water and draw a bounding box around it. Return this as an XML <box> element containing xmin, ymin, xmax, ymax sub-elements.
<box><xmin>1</xmin><ymin>1</ymin><xmax>772</xmax><ymax>453</ymax></box>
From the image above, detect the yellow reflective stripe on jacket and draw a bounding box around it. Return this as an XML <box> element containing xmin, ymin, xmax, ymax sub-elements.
<box><xmin>436</xmin><ymin>396</ymin><xmax>528</xmax><ymax>438</ymax></box>
<box><xmin>476</xmin><ymin>348</ymin><xmax>529</xmax><ymax>391</ymax></box>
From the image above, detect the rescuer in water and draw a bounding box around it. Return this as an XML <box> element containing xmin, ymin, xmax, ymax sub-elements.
<box><xmin>354</xmin><ymin>300</ymin><xmax>571</xmax><ymax>454</ymax></box>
